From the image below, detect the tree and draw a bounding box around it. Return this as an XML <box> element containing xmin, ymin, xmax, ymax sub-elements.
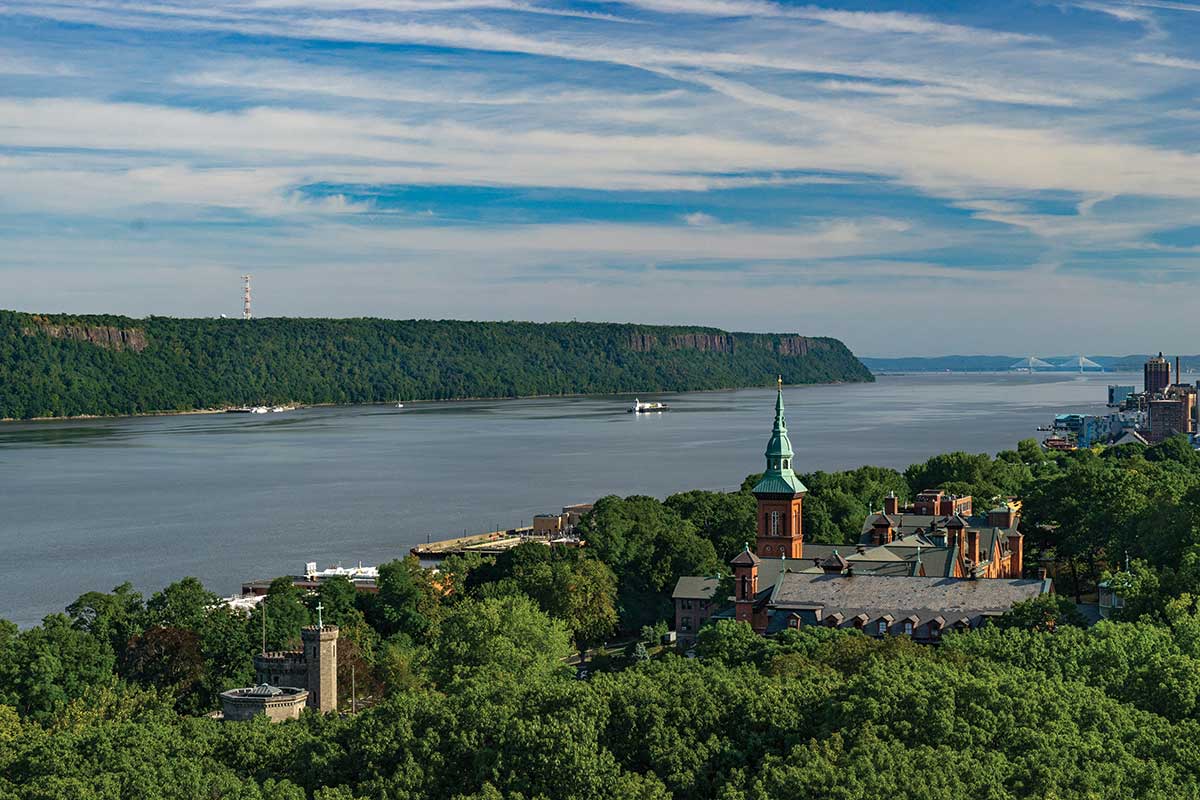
<box><xmin>248</xmin><ymin>578</ymin><xmax>311</xmax><ymax>651</ymax></box>
<box><xmin>997</xmin><ymin>594</ymin><xmax>1087</xmax><ymax>632</ymax></box>
<box><xmin>311</xmin><ymin>575</ymin><xmax>358</xmax><ymax>627</ymax></box>
<box><xmin>664</xmin><ymin>490</ymin><xmax>756</xmax><ymax>562</ymax></box>
<box><xmin>369</xmin><ymin>557</ymin><xmax>438</xmax><ymax>639</ymax></box>
<box><xmin>0</xmin><ymin>613</ymin><xmax>116</xmax><ymax>719</ymax></box>
<box><xmin>428</xmin><ymin>595</ymin><xmax>572</xmax><ymax>686</ymax></box>
<box><xmin>123</xmin><ymin>626</ymin><xmax>205</xmax><ymax>711</ymax></box>
<box><xmin>66</xmin><ymin>582</ymin><xmax>146</xmax><ymax>655</ymax></box>
<box><xmin>581</xmin><ymin>495</ymin><xmax>719</xmax><ymax>630</ymax></box>
<box><xmin>145</xmin><ymin>577</ymin><xmax>218</xmax><ymax>632</ymax></box>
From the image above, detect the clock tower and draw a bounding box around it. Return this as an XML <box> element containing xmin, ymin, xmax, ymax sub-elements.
<box><xmin>751</xmin><ymin>378</ymin><xmax>807</xmax><ymax>559</ymax></box>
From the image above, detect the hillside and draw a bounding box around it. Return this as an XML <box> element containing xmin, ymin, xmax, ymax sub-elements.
<box><xmin>0</xmin><ymin>312</ymin><xmax>872</xmax><ymax>419</ymax></box>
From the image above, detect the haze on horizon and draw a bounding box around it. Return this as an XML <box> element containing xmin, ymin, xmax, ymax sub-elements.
<box><xmin>3</xmin><ymin>0</ymin><xmax>1200</xmax><ymax>357</ymax></box>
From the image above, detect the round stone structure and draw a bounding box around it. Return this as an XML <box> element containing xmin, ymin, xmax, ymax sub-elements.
<box><xmin>220</xmin><ymin>684</ymin><xmax>309</xmax><ymax>723</ymax></box>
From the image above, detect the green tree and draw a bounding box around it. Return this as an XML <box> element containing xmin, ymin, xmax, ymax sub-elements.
<box><xmin>428</xmin><ymin>595</ymin><xmax>572</xmax><ymax>686</ymax></box>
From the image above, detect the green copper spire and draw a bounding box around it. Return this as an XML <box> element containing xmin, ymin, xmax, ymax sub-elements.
<box><xmin>751</xmin><ymin>378</ymin><xmax>807</xmax><ymax>496</ymax></box>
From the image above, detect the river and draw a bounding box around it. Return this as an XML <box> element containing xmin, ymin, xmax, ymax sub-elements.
<box><xmin>0</xmin><ymin>371</ymin><xmax>1130</xmax><ymax>626</ymax></box>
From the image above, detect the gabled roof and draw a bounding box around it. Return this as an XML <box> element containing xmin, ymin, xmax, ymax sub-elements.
<box><xmin>672</xmin><ymin>576</ymin><xmax>720</xmax><ymax>600</ymax></box>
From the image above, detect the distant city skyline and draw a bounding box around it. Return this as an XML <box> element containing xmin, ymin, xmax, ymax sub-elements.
<box><xmin>4</xmin><ymin>0</ymin><xmax>1200</xmax><ymax>356</ymax></box>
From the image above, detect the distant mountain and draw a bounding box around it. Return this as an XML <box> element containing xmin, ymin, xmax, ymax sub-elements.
<box><xmin>861</xmin><ymin>354</ymin><xmax>1200</xmax><ymax>373</ymax></box>
<box><xmin>0</xmin><ymin>311</ymin><xmax>873</xmax><ymax>420</ymax></box>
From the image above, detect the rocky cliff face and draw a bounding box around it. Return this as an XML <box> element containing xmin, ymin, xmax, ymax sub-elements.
<box><xmin>629</xmin><ymin>331</ymin><xmax>822</xmax><ymax>357</ymax></box>
<box><xmin>24</xmin><ymin>322</ymin><xmax>148</xmax><ymax>352</ymax></box>
<box><xmin>628</xmin><ymin>332</ymin><xmax>735</xmax><ymax>353</ymax></box>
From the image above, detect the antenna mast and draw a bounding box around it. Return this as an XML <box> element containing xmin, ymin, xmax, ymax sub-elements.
<box><xmin>242</xmin><ymin>274</ymin><xmax>252</xmax><ymax>320</ymax></box>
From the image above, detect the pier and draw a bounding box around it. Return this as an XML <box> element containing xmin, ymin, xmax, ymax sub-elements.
<box><xmin>410</xmin><ymin>527</ymin><xmax>539</xmax><ymax>559</ymax></box>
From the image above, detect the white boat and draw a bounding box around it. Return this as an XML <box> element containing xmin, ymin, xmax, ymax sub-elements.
<box><xmin>628</xmin><ymin>398</ymin><xmax>669</xmax><ymax>413</ymax></box>
<box><xmin>396</xmin><ymin>400</ymin><xmax>405</xmax><ymax>408</ymax></box>
<box><xmin>250</xmin><ymin>406</ymin><xmax>269</xmax><ymax>414</ymax></box>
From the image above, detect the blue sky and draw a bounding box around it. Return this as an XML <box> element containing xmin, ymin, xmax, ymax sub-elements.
<box><xmin>3</xmin><ymin>0</ymin><xmax>1200</xmax><ymax>355</ymax></box>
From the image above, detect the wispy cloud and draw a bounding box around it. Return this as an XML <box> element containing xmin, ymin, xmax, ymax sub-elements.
<box><xmin>2</xmin><ymin>0</ymin><xmax>1200</xmax><ymax>351</ymax></box>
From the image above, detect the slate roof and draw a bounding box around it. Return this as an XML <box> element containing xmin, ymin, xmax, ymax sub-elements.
<box><xmin>672</xmin><ymin>576</ymin><xmax>720</xmax><ymax>600</ymax></box>
<box><xmin>769</xmin><ymin>571</ymin><xmax>1048</xmax><ymax>625</ymax></box>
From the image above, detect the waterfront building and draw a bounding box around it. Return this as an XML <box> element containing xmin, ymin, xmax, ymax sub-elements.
<box><xmin>242</xmin><ymin>562</ymin><xmax>379</xmax><ymax>597</ymax></box>
<box><xmin>1108</xmin><ymin>385</ymin><xmax>1135</xmax><ymax>407</ymax></box>
<box><xmin>1052</xmin><ymin>413</ymin><xmax>1120</xmax><ymax>448</ymax></box>
<box><xmin>253</xmin><ymin>622</ymin><xmax>338</xmax><ymax>714</ymax></box>
<box><xmin>1145</xmin><ymin>353</ymin><xmax>1171</xmax><ymax>396</ymax></box>
<box><xmin>672</xmin><ymin>384</ymin><xmax>1044</xmax><ymax>640</ymax></box>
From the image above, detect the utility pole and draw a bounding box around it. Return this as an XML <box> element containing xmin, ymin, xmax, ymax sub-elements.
<box><xmin>242</xmin><ymin>274</ymin><xmax>252</xmax><ymax>320</ymax></box>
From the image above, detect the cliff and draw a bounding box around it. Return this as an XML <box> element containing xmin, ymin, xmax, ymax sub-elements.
<box><xmin>0</xmin><ymin>312</ymin><xmax>873</xmax><ymax>419</ymax></box>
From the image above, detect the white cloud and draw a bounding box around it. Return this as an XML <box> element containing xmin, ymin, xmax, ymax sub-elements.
<box><xmin>1134</xmin><ymin>52</ymin><xmax>1200</xmax><ymax>69</ymax></box>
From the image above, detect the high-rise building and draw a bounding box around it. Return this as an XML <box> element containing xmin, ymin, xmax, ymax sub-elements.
<box><xmin>1145</xmin><ymin>353</ymin><xmax>1171</xmax><ymax>396</ymax></box>
<box><xmin>1108</xmin><ymin>385</ymin><xmax>1135</xmax><ymax>407</ymax></box>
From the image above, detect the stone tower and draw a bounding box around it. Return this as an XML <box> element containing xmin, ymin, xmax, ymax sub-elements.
<box><xmin>300</xmin><ymin>624</ymin><xmax>338</xmax><ymax>713</ymax></box>
<box><xmin>751</xmin><ymin>378</ymin><xmax>808</xmax><ymax>559</ymax></box>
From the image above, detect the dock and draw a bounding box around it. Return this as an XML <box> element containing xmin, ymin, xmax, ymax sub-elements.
<box><xmin>411</xmin><ymin>502</ymin><xmax>593</xmax><ymax>559</ymax></box>
<box><xmin>410</xmin><ymin>526</ymin><xmax>540</xmax><ymax>559</ymax></box>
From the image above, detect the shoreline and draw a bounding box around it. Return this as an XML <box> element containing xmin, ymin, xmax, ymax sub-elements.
<box><xmin>0</xmin><ymin>378</ymin><xmax>870</xmax><ymax>424</ymax></box>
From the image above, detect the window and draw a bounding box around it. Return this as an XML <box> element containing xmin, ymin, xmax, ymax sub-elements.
<box><xmin>903</xmin><ymin>622</ymin><xmax>913</xmax><ymax>636</ymax></box>
<box><xmin>771</xmin><ymin>511</ymin><xmax>781</xmax><ymax>535</ymax></box>
<box><xmin>783</xmin><ymin>459</ymin><xmax>789</xmax><ymax>469</ymax></box>
<box><xmin>877</xmin><ymin>620</ymin><xmax>888</xmax><ymax>635</ymax></box>
<box><xmin>681</xmin><ymin>599</ymin><xmax>694</xmax><ymax>610</ymax></box>
<box><xmin>680</xmin><ymin>616</ymin><xmax>692</xmax><ymax>631</ymax></box>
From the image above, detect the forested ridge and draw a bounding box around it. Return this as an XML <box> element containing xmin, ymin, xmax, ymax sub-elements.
<box><xmin>0</xmin><ymin>311</ymin><xmax>871</xmax><ymax>419</ymax></box>
<box><xmin>6</xmin><ymin>437</ymin><xmax>1200</xmax><ymax>797</ymax></box>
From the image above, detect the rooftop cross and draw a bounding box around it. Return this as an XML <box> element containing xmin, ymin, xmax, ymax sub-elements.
<box><xmin>315</xmin><ymin>602</ymin><xmax>324</xmax><ymax>630</ymax></box>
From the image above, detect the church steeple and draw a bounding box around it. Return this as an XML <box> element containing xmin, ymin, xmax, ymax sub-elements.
<box><xmin>753</xmin><ymin>377</ymin><xmax>806</xmax><ymax>496</ymax></box>
<box><xmin>751</xmin><ymin>378</ymin><xmax>807</xmax><ymax>559</ymax></box>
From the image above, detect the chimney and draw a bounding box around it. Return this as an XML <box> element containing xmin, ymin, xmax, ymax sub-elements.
<box><xmin>883</xmin><ymin>493</ymin><xmax>899</xmax><ymax>515</ymax></box>
<box><xmin>966</xmin><ymin>529</ymin><xmax>980</xmax><ymax>565</ymax></box>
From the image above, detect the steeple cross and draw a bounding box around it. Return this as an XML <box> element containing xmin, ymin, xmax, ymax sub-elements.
<box><xmin>315</xmin><ymin>602</ymin><xmax>324</xmax><ymax>630</ymax></box>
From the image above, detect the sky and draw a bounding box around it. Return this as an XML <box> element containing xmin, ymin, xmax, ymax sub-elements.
<box><xmin>3</xmin><ymin>1</ymin><xmax>1200</xmax><ymax>356</ymax></box>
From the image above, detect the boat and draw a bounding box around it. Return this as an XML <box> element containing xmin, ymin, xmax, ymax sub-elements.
<box><xmin>396</xmin><ymin>401</ymin><xmax>405</xmax><ymax>409</ymax></box>
<box><xmin>628</xmin><ymin>398</ymin><xmax>669</xmax><ymax>413</ymax></box>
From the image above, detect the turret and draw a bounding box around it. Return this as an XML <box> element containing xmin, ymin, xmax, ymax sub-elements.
<box><xmin>731</xmin><ymin>545</ymin><xmax>761</xmax><ymax>629</ymax></box>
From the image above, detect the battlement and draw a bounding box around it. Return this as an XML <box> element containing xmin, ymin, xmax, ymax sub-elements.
<box><xmin>254</xmin><ymin>650</ymin><xmax>304</xmax><ymax>665</ymax></box>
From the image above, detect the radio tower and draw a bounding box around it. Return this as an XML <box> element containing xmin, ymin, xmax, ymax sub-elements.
<box><xmin>242</xmin><ymin>274</ymin><xmax>252</xmax><ymax>320</ymax></box>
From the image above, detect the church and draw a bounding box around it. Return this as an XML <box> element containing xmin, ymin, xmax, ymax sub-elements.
<box><xmin>672</xmin><ymin>382</ymin><xmax>1050</xmax><ymax>643</ymax></box>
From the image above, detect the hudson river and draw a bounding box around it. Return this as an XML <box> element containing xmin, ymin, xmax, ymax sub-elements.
<box><xmin>0</xmin><ymin>372</ymin><xmax>1129</xmax><ymax>626</ymax></box>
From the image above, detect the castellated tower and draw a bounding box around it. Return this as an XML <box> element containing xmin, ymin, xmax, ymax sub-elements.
<box><xmin>300</xmin><ymin>624</ymin><xmax>338</xmax><ymax>713</ymax></box>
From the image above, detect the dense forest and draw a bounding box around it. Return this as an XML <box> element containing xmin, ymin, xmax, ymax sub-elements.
<box><xmin>0</xmin><ymin>311</ymin><xmax>872</xmax><ymax>419</ymax></box>
<box><xmin>5</xmin><ymin>437</ymin><xmax>1200</xmax><ymax>797</ymax></box>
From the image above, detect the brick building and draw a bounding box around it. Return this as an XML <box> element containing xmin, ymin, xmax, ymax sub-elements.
<box><xmin>672</xmin><ymin>382</ymin><xmax>1045</xmax><ymax>641</ymax></box>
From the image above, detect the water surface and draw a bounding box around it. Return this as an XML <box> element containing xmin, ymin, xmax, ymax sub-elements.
<box><xmin>0</xmin><ymin>372</ymin><xmax>1125</xmax><ymax>626</ymax></box>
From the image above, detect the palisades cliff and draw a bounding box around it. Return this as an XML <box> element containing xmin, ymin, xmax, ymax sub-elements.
<box><xmin>0</xmin><ymin>311</ymin><xmax>872</xmax><ymax>419</ymax></box>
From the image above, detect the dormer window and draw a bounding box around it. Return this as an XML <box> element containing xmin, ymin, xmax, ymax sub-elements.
<box><xmin>903</xmin><ymin>621</ymin><xmax>913</xmax><ymax>636</ymax></box>
<box><xmin>877</xmin><ymin>620</ymin><xmax>888</xmax><ymax>635</ymax></box>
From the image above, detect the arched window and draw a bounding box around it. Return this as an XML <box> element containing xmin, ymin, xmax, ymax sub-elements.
<box><xmin>740</xmin><ymin>575</ymin><xmax>750</xmax><ymax>599</ymax></box>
